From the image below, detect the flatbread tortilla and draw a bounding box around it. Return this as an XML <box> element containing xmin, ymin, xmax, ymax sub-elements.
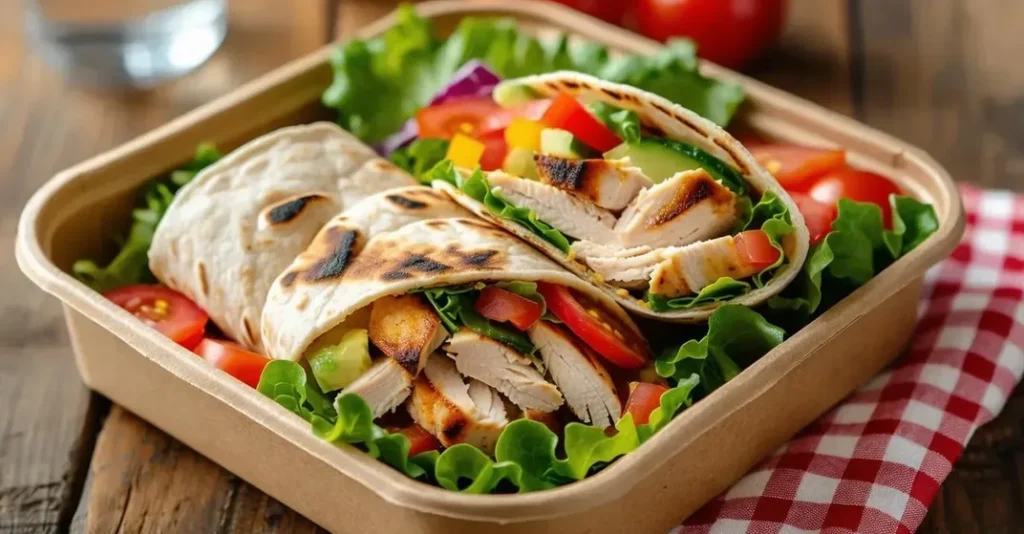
<box><xmin>261</xmin><ymin>201</ymin><xmax>644</xmax><ymax>361</ymax></box>
<box><xmin>435</xmin><ymin>71</ymin><xmax>810</xmax><ymax>323</ymax></box>
<box><xmin>149</xmin><ymin>122</ymin><xmax>416</xmax><ymax>352</ymax></box>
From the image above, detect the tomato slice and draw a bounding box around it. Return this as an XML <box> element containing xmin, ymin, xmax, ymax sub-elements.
<box><xmin>734</xmin><ymin>230</ymin><xmax>781</xmax><ymax>270</ymax></box>
<box><xmin>474</xmin><ymin>286</ymin><xmax>543</xmax><ymax>331</ymax></box>
<box><xmin>808</xmin><ymin>166</ymin><xmax>902</xmax><ymax>227</ymax></box>
<box><xmin>541</xmin><ymin>93</ymin><xmax>621</xmax><ymax>153</ymax></box>
<box><xmin>194</xmin><ymin>338</ymin><xmax>271</xmax><ymax>388</ymax></box>
<box><xmin>416</xmin><ymin>96</ymin><xmax>504</xmax><ymax>140</ymax></box>
<box><xmin>395</xmin><ymin>424</ymin><xmax>442</xmax><ymax>457</ymax></box>
<box><xmin>478</xmin><ymin>129</ymin><xmax>509</xmax><ymax>172</ymax></box>
<box><xmin>104</xmin><ymin>285</ymin><xmax>208</xmax><ymax>349</ymax></box>
<box><xmin>749</xmin><ymin>144</ymin><xmax>847</xmax><ymax>192</ymax></box>
<box><xmin>624</xmin><ymin>382</ymin><xmax>670</xmax><ymax>426</ymax></box>
<box><xmin>480</xmin><ymin>99</ymin><xmax>552</xmax><ymax>134</ymax></box>
<box><xmin>790</xmin><ymin>192</ymin><xmax>837</xmax><ymax>245</ymax></box>
<box><xmin>537</xmin><ymin>283</ymin><xmax>649</xmax><ymax>369</ymax></box>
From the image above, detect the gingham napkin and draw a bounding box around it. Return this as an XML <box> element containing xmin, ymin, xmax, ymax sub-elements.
<box><xmin>679</xmin><ymin>185</ymin><xmax>1024</xmax><ymax>534</ymax></box>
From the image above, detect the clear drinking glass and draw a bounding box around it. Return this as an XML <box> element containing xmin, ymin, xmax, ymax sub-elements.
<box><xmin>24</xmin><ymin>0</ymin><xmax>228</xmax><ymax>88</ymax></box>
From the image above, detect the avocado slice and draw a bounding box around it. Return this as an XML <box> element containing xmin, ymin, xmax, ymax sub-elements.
<box><xmin>540</xmin><ymin>128</ymin><xmax>595</xmax><ymax>160</ymax></box>
<box><xmin>604</xmin><ymin>137</ymin><xmax>747</xmax><ymax>195</ymax></box>
<box><xmin>493</xmin><ymin>82</ymin><xmax>542</xmax><ymax>107</ymax></box>
<box><xmin>307</xmin><ymin>329</ymin><xmax>373</xmax><ymax>392</ymax></box>
<box><xmin>503</xmin><ymin>147</ymin><xmax>539</xmax><ymax>179</ymax></box>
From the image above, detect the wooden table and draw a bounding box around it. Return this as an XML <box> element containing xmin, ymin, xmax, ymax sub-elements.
<box><xmin>3</xmin><ymin>1</ymin><xmax>1022</xmax><ymax>532</ymax></box>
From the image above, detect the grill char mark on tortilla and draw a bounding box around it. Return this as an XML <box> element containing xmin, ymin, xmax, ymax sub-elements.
<box><xmin>461</xmin><ymin>250</ymin><xmax>499</xmax><ymax>267</ymax></box>
<box><xmin>303</xmin><ymin>227</ymin><xmax>359</xmax><ymax>282</ymax></box>
<box><xmin>266</xmin><ymin>194</ymin><xmax>327</xmax><ymax>224</ymax></box>
<box><xmin>386</xmin><ymin>193</ymin><xmax>428</xmax><ymax>210</ymax></box>
<box><xmin>601</xmin><ymin>88</ymin><xmax>624</xmax><ymax>101</ymax></box>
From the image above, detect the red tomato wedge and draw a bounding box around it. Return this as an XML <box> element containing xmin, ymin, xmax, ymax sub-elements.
<box><xmin>477</xmin><ymin>129</ymin><xmax>509</xmax><ymax>171</ymax></box>
<box><xmin>624</xmin><ymin>382</ymin><xmax>670</xmax><ymax>426</ymax></box>
<box><xmin>734</xmin><ymin>230</ymin><xmax>781</xmax><ymax>270</ymax></box>
<box><xmin>480</xmin><ymin>99</ymin><xmax>551</xmax><ymax>134</ymax></box>
<box><xmin>392</xmin><ymin>424</ymin><xmax>442</xmax><ymax>457</ymax></box>
<box><xmin>104</xmin><ymin>285</ymin><xmax>208</xmax><ymax>349</ymax></box>
<box><xmin>541</xmin><ymin>93</ymin><xmax>622</xmax><ymax>152</ymax></box>
<box><xmin>790</xmin><ymin>192</ymin><xmax>837</xmax><ymax>245</ymax></box>
<box><xmin>808</xmin><ymin>166</ymin><xmax>902</xmax><ymax>228</ymax></box>
<box><xmin>416</xmin><ymin>96</ymin><xmax>504</xmax><ymax>140</ymax></box>
<box><xmin>749</xmin><ymin>144</ymin><xmax>846</xmax><ymax>192</ymax></box>
<box><xmin>537</xmin><ymin>283</ymin><xmax>650</xmax><ymax>369</ymax></box>
<box><xmin>474</xmin><ymin>286</ymin><xmax>543</xmax><ymax>330</ymax></box>
<box><xmin>194</xmin><ymin>338</ymin><xmax>271</xmax><ymax>389</ymax></box>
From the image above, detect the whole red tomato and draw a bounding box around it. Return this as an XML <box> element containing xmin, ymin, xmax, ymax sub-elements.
<box><xmin>548</xmin><ymin>0</ymin><xmax>630</xmax><ymax>25</ymax></box>
<box><xmin>635</xmin><ymin>0</ymin><xmax>788</xmax><ymax>69</ymax></box>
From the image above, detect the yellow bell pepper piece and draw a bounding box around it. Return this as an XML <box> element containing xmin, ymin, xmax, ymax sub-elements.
<box><xmin>446</xmin><ymin>133</ymin><xmax>485</xmax><ymax>168</ymax></box>
<box><xmin>504</xmin><ymin>118</ymin><xmax>545</xmax><ymax>151</ymax></box>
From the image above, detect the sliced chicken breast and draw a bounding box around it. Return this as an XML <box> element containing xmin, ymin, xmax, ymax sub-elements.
<box><xmin>615</xmin><ymin>169</ymin><xmax>738</xmax><ymax>249</ymax></box>
<box><xmin>527</xmin><ymin>322</ymin><xmax>620</xmax><ymax>428</ymax></box>
<box><xmin>369</xmin><ymin>295</ymin><xmax>447</xmax><ymax>375</ymax></box>
<box><xmin>650</xmin><ymin>234</ymin><xmax>760</xmax><ymax>298</ymax></box>
<box><xmin>571</xmin><ymin>241</ymin><xmax>662</xmax><ymax>289</ymax></box>
<box><xmin>344</xmin><ymin>358</ymin><xmax>413</xmax><ymax>419</ymax></box>
<box><xmin>445</xmin><ymin>329</ymin><xmax>564</xmax><ymax>413</ymax></box>
<box><xmin>406</xmin><ymin>356</ymin><xmax>508</xmax><ymax>454</ymax></box>
<box><xmin>488</xmin><ymin>172</ymin><xmax>619</xmax><ymax>244</ymax></box>
<box><xmin>534</xmin><ymin>155</ymin><xmax>653</xmax><ymax>211</ymax></box>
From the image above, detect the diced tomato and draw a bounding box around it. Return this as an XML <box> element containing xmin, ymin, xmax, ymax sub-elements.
<box><xmin>480</xmin><ymin>99</ymin><xmax>552</xmax><ymax>134</ymax></box>
<box><xmin>734</xmin><ymin>230</ymin><xmax>781</xmax><ymax>270</ymax></box>
<box><xmin>790</xmin><ymin>192</ymin><xmax>838</xmax><ymax>245</ymax></box>
<box><xmin>474</xmin><ymin>286</ymin><xmax>543</xmax><ymax>330</ymax></box>
<box><xmin>808</xmin><ymin>167</ymin><xmax>902</xmax><ymax>227</ymax></box>
<box><xmin>537</xmin><ymin>283</ymin><xmax>650</xmax><ymax>369</ymax></box>
<box><xmin>194</xmin><ymin>338</ymin><xmax>271</xmax><ymax>389</ymax></box>
<box><xmin>478</xmin><ymin>129</ymin><xmax>509</xmax><ymax>171</ymax></box>
<box><xmin>541</xmin><ymin>93</ymin><xmax>622</xmax><ymax>152</ymax></box>
<box><xmin>397</xmin><ymin>424</ymin><xmax>442</xmax><ymax>457</ymax></box>
<box><xmin>104</xmin><ymin>285</ymin><xmax>208</xmax><ymax>349</ymax></box>
<box><xmin>416</xmin><ymin>96</ymin><xmax>503</xmax><ymax>140</ymax></box>
<box><xmin>749</xmin><ymin>144</ymin><xmax>847</xmax><ymax>192</ymax></box>
<box><xmin>624</xmin><ymin>382</ymin><xmax>670</xmax><ymax>426</ymax></box>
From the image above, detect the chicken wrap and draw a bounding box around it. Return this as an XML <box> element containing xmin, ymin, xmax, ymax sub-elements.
<box><xmin>149</xmin><ymin>122</ymin><xmax>416</xmax><ymax>353</ymax></box>
<box><xmin>262</xmin><ymin>189</ymin><xmax>657</xmax><ymax>453</ymax></box>
<box><xmin>432</xmin><ymin>71</ymin><xmax>810</xmax><ymax>322</ymax></box>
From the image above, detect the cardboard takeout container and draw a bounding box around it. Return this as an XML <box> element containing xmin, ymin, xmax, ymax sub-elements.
<box><xmin>15</xmin><ymin>2</ymin><xmax>964</xmax><ymax>532</ymax></box>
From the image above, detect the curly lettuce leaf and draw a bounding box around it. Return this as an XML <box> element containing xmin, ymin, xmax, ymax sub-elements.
<box><xmin>639</xmin><ymin>373</ymin><xmax>701</xmax><ymax>443</ymax></box>
<box><xmin>588</xmin><ymin>102</ymin><xmax>641</xmax><ymax>144</ymax></box>
<box><xmin>657</xmin><ymin>305</ymin><xmax>784</xmax><ymax>396</ymax></box>
<box><xmin>646</xmin><ymin>277</ymin><xmax>750</xmax><ymax>311</ymax></box>
<box><xmin>73</xmin><ymin>143</ymin><xmax>221</xmax><ymax>292</ymax></box>
<box><xmin>767</xmin><ymin>195</ymin><xmax>939</xmax><ymax>319</ymax></box>
<box><xmin>322</xmin><ymin>7</ymin><xmax>745</xmax><ymax>144</ymax></box>
<box><xmin>598</xmin><ymin>40</ymin><xmax>744</xmax><ymax>127</ymax></box>
<box><xmin>258</xmin><ymin>362</ymin><xmax>433</xmax><ymax>479</ymax></box>
<box><xmin>390</xmin><ymin>138</ymin><xmax>450</xmax><ymax>180</ymax></box>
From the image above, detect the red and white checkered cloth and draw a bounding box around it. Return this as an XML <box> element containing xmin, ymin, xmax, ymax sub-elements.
<box><xmin>679</xmin><ymin>184</ymin><xmax>1024</xmax><ymax>534</ymax></box>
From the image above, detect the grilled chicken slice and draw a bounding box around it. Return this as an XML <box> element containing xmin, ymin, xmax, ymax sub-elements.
<box><xmin>615</xmin><ymin>169</ymin><xmax>738</xmax><ymax>249</ymax></box>
<box><xmin>570</xmin><ymin>241</ymin><xmax>662</xmax><ymax>289</ymax></box>
<box><xmin>650</xmin><ymin>234</ymin><xmax>761</xmax><ymax>298</ymax></box>
<box><xmin>445</xmin><ymin>329</ymin><xmax>564</xmax><ymax>413</ymax></box>
<box><xmin>344</xmin><ymin>358</ymin><xmax>413</xmax><ymax>419</ymax></box>
<box><xmin>369</xmin><ymin>295</ymin><xmax>447</xmax><ymax>375</ymax></box>
<box><xmin>406</xmin><ymin>356</ymin><xmax>508</xmax><ymax>454</ymax></box>
<box><xmin>534</xmin><ymin>155</ymin><xmax>653</xmax><ymax>211</ymax></box>
<box><xmin>527</xmin><ymin>322</ymin><xmax>620</xmax><ymax>428</ymax></box>
<box><xmin>488</xmin><ymin>172</ymin><xmax>619</xmax><ymax>244</ymax></box>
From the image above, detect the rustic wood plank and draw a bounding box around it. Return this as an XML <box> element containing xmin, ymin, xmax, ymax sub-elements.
<box><xmin>334</xmin><ymin>0</ymin><xmax>404</xmax><ymax>41</ymax></box>
<box><xmin>854</xmin><ymin>0</ymin><xmax>1024</xmax><ymax>191</ymax></box>
<box><xmin>69</xmin><ymin>407</ymin><xmax>325</xmax><ymax>534</ymax></box>
<box><xmin>746</xmin><ymin>0</ymin><xmax>855</xmax><ymax>116</ymax></box>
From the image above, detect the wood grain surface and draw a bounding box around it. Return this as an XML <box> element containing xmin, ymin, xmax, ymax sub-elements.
<box><xmin>2</xmin><ymin>1</ymin><xmax>1022</xmax><ymax>533</ymax></box>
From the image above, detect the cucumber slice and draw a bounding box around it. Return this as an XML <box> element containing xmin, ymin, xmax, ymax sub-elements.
<box><xmin>540</xmin><ymin>128</ymin><xmax>594</xmax><ymax>160</ymax></box>
<box><xmin>604</xmin><ymin>137</ymin><xmax>747</xmax><ymax>195</ymax></box>
<box><xmin>308</xmin><ymin>329</ymin><xmax>372</xmax><ymax>393</ymax></box>
<box><xmin>493</xmin><ymin>82</ymin><xmax>541</xmax><ymax>107</ymax></box>
<box><xmin>503</xmin><ymin>147</ymin><xmax>539</xmax><ymax>179</ymax></box>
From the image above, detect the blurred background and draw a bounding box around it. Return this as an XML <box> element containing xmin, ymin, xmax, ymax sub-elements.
<box><xmin>3</xmin><ymin>1</ymin><xmax>1023</xmax><ymax>533</ymax></box>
